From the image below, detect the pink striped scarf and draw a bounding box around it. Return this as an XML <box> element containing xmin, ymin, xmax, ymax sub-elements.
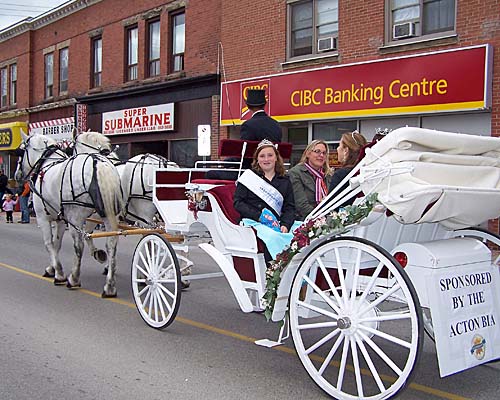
<box><xmin>304</xmin><ymin>162</ymin><xmax>327</xmax><ymax>204</ymax></box>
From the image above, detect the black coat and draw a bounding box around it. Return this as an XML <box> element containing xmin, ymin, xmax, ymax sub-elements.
<box><xmin>233</xmin><ymin>172</ymin><xmax>295</xmax><ymax>230</ymax></box>
<box><xmin>240</xmin><ymin>111</ymin><xmax>282</xmax><ymax>142</ymax></box>
<box><xmin>329</xmin><ymin>167</ymin><xmax>355</xmax><ymax>208</ymax></box>
<box><xmin>0</xmin><ymin>174</ymin><xmax>8</xmax><ymax>191</ymax></box>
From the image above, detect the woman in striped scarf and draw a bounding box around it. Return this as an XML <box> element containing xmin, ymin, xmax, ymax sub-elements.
<box><xmin>288</xmin><ymin>140</ymin><xmax>332</xmax><ymax>221</ymax></box>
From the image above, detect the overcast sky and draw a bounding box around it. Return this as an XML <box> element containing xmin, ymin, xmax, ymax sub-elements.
<box><xmin>0</xmin><ymin>1</ymin><xmax>68</xmax><ymax>31</ymax></box>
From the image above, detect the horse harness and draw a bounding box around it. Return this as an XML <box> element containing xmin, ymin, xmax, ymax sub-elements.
<box><xmin>122</xmin><ymin>153</ymin><xmax>172</xmax><ymax>225</ymax></box>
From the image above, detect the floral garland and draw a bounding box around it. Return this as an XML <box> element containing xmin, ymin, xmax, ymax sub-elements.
<box><xmin>263</xmin><ymin>193</ymin><xmax>378</xmax><ymax>321</ymax></box>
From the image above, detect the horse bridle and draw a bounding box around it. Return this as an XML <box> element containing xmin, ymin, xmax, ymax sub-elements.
<box><xmin>16</xmin><ymin>136</ymin><xmax>64</xmax><ymax>181</ymax></box>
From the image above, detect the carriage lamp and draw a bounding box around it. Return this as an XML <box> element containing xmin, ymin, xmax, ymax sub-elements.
<box><xmin>186</xmin><ymin>185</ymin><xmax>207</xmax><ymax>217</ymax></box>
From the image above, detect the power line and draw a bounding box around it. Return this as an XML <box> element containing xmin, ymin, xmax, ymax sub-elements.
<box><xmin>0</xmin><ymin>3</ymin><xmax>54</xmax><ymax>9</ymax></box>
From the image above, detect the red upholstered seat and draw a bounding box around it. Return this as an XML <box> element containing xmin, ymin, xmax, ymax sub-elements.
<box><xmin>206</xmin><ymin>183</ymin><xmax>240</xmax><ymax>225</ymax></box>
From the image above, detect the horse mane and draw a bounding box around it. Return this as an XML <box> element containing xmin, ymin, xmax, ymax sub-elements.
<box><xmin>77</xmin><ymin>131</ymin><xmax>112</xmax><ymax>153</ymax></box>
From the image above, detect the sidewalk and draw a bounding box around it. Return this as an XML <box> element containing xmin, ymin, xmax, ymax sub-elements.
<box><xmin>0</xmin><ymin>210</ymin><xmax>34</xmax><ymax>224</ymax></box>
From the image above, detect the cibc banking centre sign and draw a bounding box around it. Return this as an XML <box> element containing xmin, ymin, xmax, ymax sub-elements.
<box><xmin>102</xmin><ymin>103</ymin><xmax>174</xmax><ymax>135</ymax></box>
<box><xmin>220</xmin><ymin>45</ymin><xmax>492</xmax><ymax>125</ymax></box>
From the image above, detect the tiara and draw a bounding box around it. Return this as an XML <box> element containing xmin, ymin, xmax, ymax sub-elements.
<box><xmin>257</xmin><ymin>139</ymin><xmax>276</xmax><ymax>149</ymax></box>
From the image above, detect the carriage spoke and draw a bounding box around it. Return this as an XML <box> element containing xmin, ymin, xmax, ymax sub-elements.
<box><xmin>319</xmin><ymin>332</ymin><xmax>345</xmax><ymax>375</ymax></box>
<box><xmin>303</xmin><ymin>274</ymin><xmax>341</xmax><ymax>314</ymax></box>
<box><xmin>147</xmin><ymin>290</ymin><xmax>154</xmax><ymax>319</ymax></box>
<box><xmin>357</xmin><ymin>329</ymin><xmax>403</xmax><ymax>376</ymax></box>
<box><xmin>298</xmin><ymin>321</ymin><xmax>338</xmax><ymax>330</ymax></box>
<box><xmin>355</xmin><ymin>333</ymin><xmax>386</xmax><ymax>393</ymax></box>
<box><xmin>305</xmin><ymin>328</ymin><xmax>340</xmax><ymax>355</ymax></box>
<box><xmin>336</xmin><ymin>336</ymin><xmax>350</xmax><ymax>390</ymax></box>
<box><xmin>137</xmin><ymin>284</ymin><xmax>149</xmax><ymax>297</ymax></box>
<box><xmin>358</xmin><ymin>324</ymin><xmax>412</xmax><ymax>349</ymax></box>
<box><xmin>358</xmin><ymin>284</ymin><xmax>401</xmax><ymax>317</ymax></box>
<box><xmin>358</xmin><ymin>311</ymin><xmax>411</xmax><ymax>323</ymax></box>
<box><xmin>158</xmin><ymin>281</ymin><xmax>176</xmax><ymax>301</ymax></box>
<box><xmin>318</xmin><ymin>258</ymin><xmax>344</xmax><ymax>310</ymax></box>
<box><xmin>350</xmin><ymin>337</ymin><xmax>364</xmax><ymax>398</ymax></box>
<box><xmin>135</xmin><ymin>263</ymin><xmax>151</xmax><ymax>280</ymax></box>
<box><xmin>153</xmin><ymin>290</ymin><xmax>159</xmax><ymax>323</ymax></box>
<box><xmin>349</xmin><ymin>248</ymin><xmax>362</xmax><ymax>304</ymax></box>
<box><xmin>353</xmin><ymin>261</ymin><xmax>385</xmax><ymax>311</ymax></box>
<box><xmin>296</xmin><ymin>299</ymin><xmax>339</xmax><ymax>320</ymax></box>
<box><xmin>138</xmin><ymin>252</ymin><xmax>152</xmax><ymax>276</ymax></box>
<box><xmin>157</xmin><ymin>287</ymin><xmax>173</xmax><ymax>314</ymax></box>
<box><xmin>334</xmin><ymin>248</ymin><xmax>348</xmax><ymax>308</ymax></box>
<box><xmin>156</xmin><ymin>290</ymin><xmax>167</xmax><ymax>321</ymax></box>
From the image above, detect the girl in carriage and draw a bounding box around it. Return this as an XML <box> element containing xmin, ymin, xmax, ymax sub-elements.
<box><xmin>233</xmin><ymin>139</ymin><xmax>297</xmax><ymax>262</ymax></box>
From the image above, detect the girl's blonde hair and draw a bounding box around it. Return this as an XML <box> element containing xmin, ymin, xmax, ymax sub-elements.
<box><xmin>251</xmin><ymin>144</ymin><xmax>286</xmax><ymax>176</ymax></box>
<box><xmin>299</xmin><ymin>139</ymin><xmax>332</xmax><ymax>175</ymax></box>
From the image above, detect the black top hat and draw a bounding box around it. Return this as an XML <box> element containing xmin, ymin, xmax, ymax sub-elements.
<box><xmin>245</xmin><ymin>89</ymin><xmax>267</xmax><ymax>107</ymax></box>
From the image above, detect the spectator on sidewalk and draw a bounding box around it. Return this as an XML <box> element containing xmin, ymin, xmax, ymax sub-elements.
<box><xmin>2</xmin><ymin>193</ymin><xmax>17</xmax><ymax>223</ymax></box>
<box><xmin>0</xmin><ymin>169</ymin><xmax>8</xmax><ymax>212</ymax></box>
<box><xmin>18</xmin><ymin>180</ymin><xmax>31</xmax><ymax>223</ymax></box>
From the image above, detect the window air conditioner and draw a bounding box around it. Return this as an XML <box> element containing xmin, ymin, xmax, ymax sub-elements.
<box><xmin>317</xmin><ymin>36</ymin><xmax>337</xmax><ymax>52</ymax></box>
<box><xmin>393</xmin><ymin>22</ymin><xmax>416</xmax><ymax>39</ymax></box>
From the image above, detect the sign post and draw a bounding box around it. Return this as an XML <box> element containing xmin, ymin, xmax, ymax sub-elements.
<box><xmin>197</xmin><ymin>125</ymin><xmax>211</xmax><ymax>158</ymax></box>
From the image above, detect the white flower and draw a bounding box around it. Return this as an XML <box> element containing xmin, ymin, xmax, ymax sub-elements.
<box><xmin>291</xmin><ymin>241</ymin><xmax>298</xmax><ymax>251</ymax></box>
<box><xmin>313</xmin><ymin>216</ymin><xmax>326</xmax><ymax>228</ymax></box>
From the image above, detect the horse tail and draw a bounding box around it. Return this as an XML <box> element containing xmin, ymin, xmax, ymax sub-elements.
<box><xmin>96</xmin><ymin>161</ymin><xmax>122</xmax><ymax>231</ymax></box>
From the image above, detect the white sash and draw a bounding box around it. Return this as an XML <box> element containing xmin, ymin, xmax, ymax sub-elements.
<box><xmin>237</xmin><ymin>170</ymin><xmax>283</xmax><ymax>215</ymax></box>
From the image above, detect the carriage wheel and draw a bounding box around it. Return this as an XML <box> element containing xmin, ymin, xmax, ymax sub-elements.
<box><xmin>131</xmin><ymin>234</ymin><xmax>181</xmax><ymax>329</ymax></box>
<box><xmin>452</xmin><ymin>227</ymin><xmax>500</xmax><ymax>267</ymax></box>
<box><xmin>289</xmin><ymin>237</ymin><xmax>422</xmax><ymax>400</ymax></box>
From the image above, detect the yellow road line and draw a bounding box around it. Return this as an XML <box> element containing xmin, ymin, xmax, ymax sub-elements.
<box><xmin>0</xmin><ymin>261</ymin><xmax>471</xmax><ymax>400</ymax></box>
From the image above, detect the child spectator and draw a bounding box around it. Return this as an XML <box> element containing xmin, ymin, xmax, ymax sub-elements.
<box><xmin>2</xmin><ymin>193</ymin><xmax>17</xmax><ymax>223</ymax></box>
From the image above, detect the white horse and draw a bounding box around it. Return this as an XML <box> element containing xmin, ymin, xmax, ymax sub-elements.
<box><xmin>15</xmin><ymin>132</ymin><xmax>123</xmax><ymax>297</ymax></box>
<box><xmin>73</xmin><ymin>132</ymin><xmax>192</xmax><ymax>285</ymax></box>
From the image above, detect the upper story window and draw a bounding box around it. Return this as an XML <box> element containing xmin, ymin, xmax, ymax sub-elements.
<box><xmin>92</xmin><ymin>36</ymin><xmax>102</xmax><ymax>88</ymax></box>
<box><xmin>0</xmin><ymin>67</ymin><xmax>7</xmax><ymax>107</ymax></box>
<box><xmin>148</xmin><ymin>19</ymin><xmax>160</xmax><ymax>77</ymax></box>
<box><xmin>9</xmin><ymin>64</ymin><xmax>16</xmax><ymax>105</ymax></box>
<box><xmin>171</xmin><ymin>11</ymin><xmax>185</xmax><ymax>72</ymax></box>
<box><xmin>288</xmin><ymin>0</ymin><xmax>338</xmax><ymax>60</ymax></box>
<box><xmin>388</xmin><ymin>0</ymin><xmax>456</xmax><ymax>42</ymax></box>
<box><xmin>45</xmin><ymin>53</ymin><xmax>54</xmax><ymax>98</ymax></box>
<box><xmin>126</xmin><ymin>26</ymin><xmax>138</xmax><ymax>81</ymax></box>
<box><xmin>59</xmin><ymin>47</ymin><xmax>69</xmax><ymax>94</ymax></box>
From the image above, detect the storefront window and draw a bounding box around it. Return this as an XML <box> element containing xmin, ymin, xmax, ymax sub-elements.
<box><xmin>313</xmin><ymin>120</ymin><xmax>357</xmax><ymax>147</ymax></box>
<box><xmin>170</xmin><ymin>139</ymin><xmax>201</xmax><ymax>167</ymax></box>
<box><xmin>288</xmin><ymin>126</ymin><xmax>308</xmax><ymax>166</ymax></box>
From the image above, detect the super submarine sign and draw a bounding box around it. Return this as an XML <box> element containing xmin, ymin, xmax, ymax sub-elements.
<box><xmin>220</xmin><ymin>45</ymin><xmax>492</xmax><ymax>125</ymax></box>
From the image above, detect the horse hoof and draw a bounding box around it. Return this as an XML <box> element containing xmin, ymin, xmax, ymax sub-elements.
<box><xmin>101</xmin><ymin>291</ymin><xmax>117</xmax><ymax>298</ymax></box>
<box><xmin>66</xmin><ymin>282</ymin><xmax>81</xmax><ymax>289</ymax></box>
<box><xmin>43</xmin><ymin>271</ymin><xmax>55</xmax><ymax>278</ymax></box>
<box><xmin>181</xmin><ymin>280</ymin><xmax>190</xmax><ymax>290</ymax></box>
<box><xmin>54</xmin><ymin>277</ymin><xmax>67</xmax><ymax>286</ymax></box>
<box><xmin>93</xmin><ymin>250</ymin><xmax>107</xmax><ymax>264</ymax></box>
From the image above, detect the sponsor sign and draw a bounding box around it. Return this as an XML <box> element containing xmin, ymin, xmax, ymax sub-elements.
<box><xmin>428</xmin><ymin>263</ymin><xmax>500</xmax><ymax>377</ymax></box>
<box><xmin>29</xmin><ymin>117</ymin><xmax>74</xmax><ymax>146</ymax></box>
<box><xmin>102</xmin><ymin>103</ymin><xmax>174</xmax><ymax>135</ymax></box>
<box><xmin>0</xmin><ymin>122</ymin><xmax>28</xmax><ymax>151</ymax></box>
<box><xmin>221</xmin><ymin>45</ymin><xmax>492</xmax><ymax>125</ymax></box>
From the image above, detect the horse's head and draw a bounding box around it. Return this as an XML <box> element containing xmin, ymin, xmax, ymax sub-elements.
<box><xmin>15</xmin><ymin>132</ymin><xmax>59</xmax><ymax>180</ymax></box>
<box><xmin>74</xmin><ymin>131</ymin><xmax>112</xmax><ymax>156</ymax></box>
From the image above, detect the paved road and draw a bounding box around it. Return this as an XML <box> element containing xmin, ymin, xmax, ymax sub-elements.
<box><xmin>0</xmin><ymin>217</ymin><xmax>499</xmax><ymax>399</ymax></box>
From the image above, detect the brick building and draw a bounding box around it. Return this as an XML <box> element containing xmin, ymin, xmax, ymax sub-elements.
<box><xmin>0</xmin><ymin>0</ymin><xmax>499</xmax><ymax>177</ymax></box>
<box><xmin>0</xmin><ymin>0</ymin><xmax>221</xmax><ymax>176</ymax></box>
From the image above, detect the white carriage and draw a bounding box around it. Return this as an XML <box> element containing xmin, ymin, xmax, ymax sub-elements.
<box><xmin>131</xmin><ymin>127</ymin><xmax>500</xmax><ymax>399</ymax></box>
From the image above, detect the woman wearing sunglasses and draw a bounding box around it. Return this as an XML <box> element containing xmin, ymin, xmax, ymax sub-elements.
<box><xmin>288</xmin><ymin>140</ymin><xmax>332</xmax><ymax>221</ymax></box>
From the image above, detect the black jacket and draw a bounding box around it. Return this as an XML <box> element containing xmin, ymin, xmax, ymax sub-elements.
<box><xmin>0</xmin><ymin>174</ymin><xmax>8</xmax><ymax>191</ymax></box>
<box><xmin>240</xmin><ymin>111</ymin><xmax>282</xmax><ymax>142</ymax></box>
<box><xmin>329</xmin><ymin>167</ymin><xmax>355</xmax><ymax>208</ymax></box>
<box><xmin>233</xmin><ymin>172</ymin><xmax>295</xmax><ymax>230</ymax></box>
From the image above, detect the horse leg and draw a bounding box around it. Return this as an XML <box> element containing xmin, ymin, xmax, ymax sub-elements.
<box><xmin>84</xmin><ymin>218</ymin><xmax>108</xmax><ymax>265</ymax></box>
<box><xmin>102</xmin><ymin>233</ymin><xmax>118</xmax><ymax>298</ymax></box>
<box><xmin>39</xmin><ymin>219</ymin><xmax>66</xmax><ymax>284</ymax></box>
<box><xmin>66</xmin><ymin>225</ymin><xmax>84</xmax><ymax>289</ymax></box>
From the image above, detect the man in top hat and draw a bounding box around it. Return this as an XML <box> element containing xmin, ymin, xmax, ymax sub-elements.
<box><xmin>240</xmin><ymin>89</ymin><xmax>282</xmax><ymax>142</ymax></box>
